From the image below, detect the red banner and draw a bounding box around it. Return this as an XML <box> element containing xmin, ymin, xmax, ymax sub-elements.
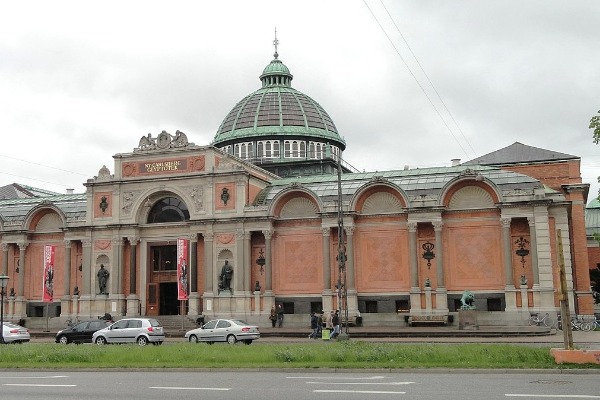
<box><xmin>42</xmin><ymin>245</ymin><xmax>55</xmax><ymax>302</ymax></box>
<box><xmin>177</xmin><ymin>238</ymin><xmax>189</xmax><ymax>300</ymax></box>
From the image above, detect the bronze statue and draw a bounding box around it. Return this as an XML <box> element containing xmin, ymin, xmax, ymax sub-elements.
<box><xmin>97</xmin><ymin>264</ymin><xmax>109</xmax><ymax>294</ymax></box>
<box><xmin>219</xmin><ymin>260</ymin><xmax>233</xmax><ymax>291</ymax></box>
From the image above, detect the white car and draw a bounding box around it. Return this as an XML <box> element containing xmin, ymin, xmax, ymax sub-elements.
<box><xmin>185</xmin><ymin>319</ymin><xmax>260</xmax><ymax>344</ymax></box>
<box><xmin>2</xmin><ymin>322</ymin><xmax>30</xmax><ymax>344</ymax></box>
<box><xmin>92</xmin><ymin>318</ymin><xmax>164</xmax><ymax>346</ymax></box>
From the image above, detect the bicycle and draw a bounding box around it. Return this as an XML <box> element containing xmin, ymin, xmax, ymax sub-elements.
<box><xmin>557</xmin><ymin>315</ymin><xmax>590</xmax><ymax>331</ymax></box>
<box><xmin>64</xmin><ymin>316</ymin><xmax>80</xmax><ymax>327</ymax></box>
<box><xmin>584</xmin><ymin>317</ymin><xmax>599</xmax><ymax>331</ymax></box>
<box><xmin>528</xmin><ymin>312</ymin><xmax>554</xmax><ymax>328</ymax></box>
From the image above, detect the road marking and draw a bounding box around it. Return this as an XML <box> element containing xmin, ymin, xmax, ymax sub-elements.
<box><xmin>0</xmin><ymin>376</ymin><xmax>68</xmax><ymax>379</ymax></box>
<box><xmin>308</xmin><ymin>381</ymin><xmax>414</xmax><ymax>385</ymax></box>
<box><xmin>506</xmin><ymin>395</ymin><xmax>600</xmax><ymax>398</ymax></box>
<box><xmin>3</xmin><ymin>384</ymin><xmax>76</xmax><ymax>387</ymax></box>
<box><xmin>150</xmin><ymin>387</ymin><xmax>230</xmax><ymax>391</ymax></box>
<box><xmin>287</xmin><ymin>376</ymin><xmax>385</xmax><ymax>380</ymax></box>
<box><xmin>315</xmin><ymin>389</ymin><xmax>406</xmax><ymax>394</ymax></box>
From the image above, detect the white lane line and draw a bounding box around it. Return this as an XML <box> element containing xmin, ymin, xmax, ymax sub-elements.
<box><xmin>3</xmin><ymin>384</ymin><xmax>76</xmax><ymax>387</ymax></box>
<box><xmin>0</xmin><ymin>376</ymin><xmax>69</xmax><ymax>379</ymax></box>
<box><xmin>315</xmin><ymin>390</ymin><xmax>406</xmax><ymax>394</ymax></box>
<box><xmin>308</xmin><ymin>381</ymin><xmax>414</xmax><ymax>385</ymax></box>
<box><xmin>150</xmin><ymin>387</ymin><xmax>230</xmax><ymax>391</ymax></box>
<box><xmin>287</xmin><ymin>376</ymin><xmax>385</xmax><ymax>380</ymax></box>
<box><xmin>506</xmin><ymin>395</ymin><xmax>600</xmax><ymax>398</ymax></box>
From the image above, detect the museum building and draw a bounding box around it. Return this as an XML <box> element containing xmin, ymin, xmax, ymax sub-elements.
<box><xmin>0</xmin><ymin>45</ymin><xmax>595</xmax><ymax>327</ymax></box>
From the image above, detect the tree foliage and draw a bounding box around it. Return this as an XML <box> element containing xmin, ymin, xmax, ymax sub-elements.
<box><xmin>591</xmin><ymin>109</ymin><xmax>600</xmax><ymax>144</ymax></box>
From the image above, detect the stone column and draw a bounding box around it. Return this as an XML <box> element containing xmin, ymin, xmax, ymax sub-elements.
<box><xmin>501</xmin><ymin>217</ymin><xmax>517</xmax><ymax>311</ymax></box>
<box><xmin>527</xmin><ymin>218</ymin><xmax>539</xmax><ymax>286</ymax></box>
<box><xmin>433</xmin><ymin>221</ymin><xmax>448</xmax><ymax>313</ymax></box>
<box><xmin>80</xmin><ymin>239</ymin><xmax>92</xmax><ymax>316</ymax></box>
<box><xmin>202</xmin><ymin>232</ymin><xmax>215</xmax><ymax>315</ymax></box>
<box><xmin>126</xmin><ymin>237</ymin><xmax>139</xmax><ymax>316</ymax></box>
<box><xmin>234</xmin><ymin>230</ymin><xmax>244</xmax><ymax>294</ymax></box>
<box><xmin>408</xmin><ymin>222</ymin><xmax>421</xmax><ymax>313</ymax></box>
<box><xmin>60</xmin><ymin>240</ymin><xmax>72</xmax><ymax>317</ymax></box>
<box><xmin>17</xmin><ymin>242</ymin><xmax>27</xmax><ymax>299</ymax></box>
<box><xmin>243</xmin><ymin>232</ymin><xmax>252</xmax><ymax>294</ymax></box>
<box><xmin>1</xmin><ymin>243</ymin><xmax>8</xmax><ymax>276</ymax></box>
<box><xmin>188</xmin><ymin>233</ymin><xmax>199</xmax><ymax>317</ymax></box>
<box><xmin>15</xmin><ymin>242</ymin><xmax>28</xmax><ymax>317</ymax></box>
<box><xmin>263</xmin><ymin>230</ymin><xmax>274</xmax><ymax>312</ymax></box>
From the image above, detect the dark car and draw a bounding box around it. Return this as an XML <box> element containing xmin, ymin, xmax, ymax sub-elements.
<box><xmin>55</xmin><ymin>319</ymin><xmax>112</xmax><ymax>344</ymax></box>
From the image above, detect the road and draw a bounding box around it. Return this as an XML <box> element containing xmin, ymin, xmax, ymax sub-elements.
<box><xmin>0</xmin><ymin>371</ymin><xmax>598</xmax><ymax>400</ymax></box>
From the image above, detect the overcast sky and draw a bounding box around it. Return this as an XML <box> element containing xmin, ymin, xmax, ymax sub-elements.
<box><xmin>1</xmin><ymin>1</ymin><xmax>599</xmax><ymax>202</ymax></box>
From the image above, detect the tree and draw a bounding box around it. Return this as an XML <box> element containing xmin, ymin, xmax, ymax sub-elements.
<box><xmin>591</xmin><ymin>109</ymin><xmax>600</xmax><ymax>144</ymax></box>
<box><xmin>590</xmin><ymin>110</ymin><xmax>600</xmax><ymax>200</ymax></box>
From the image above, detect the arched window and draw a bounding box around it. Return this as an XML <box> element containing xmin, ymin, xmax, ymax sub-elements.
<box><xmin>147</xmin><ymin>197</ymin><xmax>190</xmax><ymax>223</ymax></box>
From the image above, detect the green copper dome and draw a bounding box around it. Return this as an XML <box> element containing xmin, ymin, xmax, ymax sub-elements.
<box><xmin>212</xmin><ymin>53</ymin><xmax>345</xmax><ymax>149</ymax></box>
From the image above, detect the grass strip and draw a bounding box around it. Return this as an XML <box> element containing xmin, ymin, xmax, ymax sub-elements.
<box><xmin>0</xmin><ymin>342</ymin><xmax>597</xmax><ymax>369</ymax></box>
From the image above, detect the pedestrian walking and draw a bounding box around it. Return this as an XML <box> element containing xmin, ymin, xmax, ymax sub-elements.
<box><xmin>330</xmin><ymin>310</ymin><xmax>340</xmax><ymax>339</ymax></box>
<box><xmin>276</xmin><ymin>304</ymin><xmax>284</xmax><ymax>327</ymax></box>
<box><xmin>269</xmin><ymin>305</ymin><xmax>277</xmax><ymax>328</ymax></box>
<box><xmin>309</xmin><ymin>312</ymin><xmax>319</xmax><ymax>339</ymax></box>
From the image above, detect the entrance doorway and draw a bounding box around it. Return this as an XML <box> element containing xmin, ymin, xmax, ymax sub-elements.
<box><xmin>147</xmin><ymin>244</ymin><xmax>180</xmax><ymax>316</ymax></box>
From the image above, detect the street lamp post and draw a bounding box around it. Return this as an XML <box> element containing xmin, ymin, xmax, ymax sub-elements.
<box><xmin>0</xmin><ymin>274</ymin><xmax>9</xmax><ymax>344</ymax></box>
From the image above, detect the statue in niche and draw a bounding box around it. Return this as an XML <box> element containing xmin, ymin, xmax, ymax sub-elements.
<box><xmin>97</xmin><ymin>264</ymin><xmax>110</xmax><ymax>294</ymax></box>
<box><xmin>219</xmin><ymin>260</ymin><xmax>233</xmax><ymax>292</ymax></box>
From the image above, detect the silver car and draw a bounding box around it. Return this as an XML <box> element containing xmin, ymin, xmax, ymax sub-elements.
<box><xmin>92</xmin><ymin>318</ymin><xmax>164</xmax><ymax>346</ymax></box>
<box><xmin>2</xmin><ymin>322</ymin><xmax>30</xmax><ymax>344</ymax></box>
<box><xmin>185</xmin><ymin>319</ymin><xmax>260</xmax><ymax>344</ymax></box>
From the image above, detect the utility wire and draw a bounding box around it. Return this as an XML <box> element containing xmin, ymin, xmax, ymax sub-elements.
<box><xmin>378</xmin><ymin>0</ymin><xmax>477</xmax><ymax>159</ymax></box>
<box><xmin>362</xmin><ymin>0</ymin><xmax>471</xmax><ymax>159</ymax></box>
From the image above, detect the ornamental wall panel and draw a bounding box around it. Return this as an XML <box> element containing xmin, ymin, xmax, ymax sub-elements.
<box><xmin>355</xmin><ymin>228</ymin><xmax>409</xmax><ymax>292</ymax></box>
<box><xmin>445</xmin><ymin>222</ymin><xmax>504</xmax><ymax>290</ymax></box>
<box><xmin>274</xmin><ymin>231</ymin><xmax>322</xmax><ymax>294</ymax></box>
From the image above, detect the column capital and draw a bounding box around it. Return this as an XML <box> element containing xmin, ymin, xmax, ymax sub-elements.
<box><xmin>433</xmin><ymin>221</ymin><xmax>444</xmax><ymax>231</ymax></box>
<box><xmin>1</xmin><ymin>243</ymin><xmax>9</xmax><ymax>252</ymax></box>
<box><xmin>263</xmin><ymin>230</ymin><xmax>273</xmax><ymax>240</ymax></box>
<box><xmin>17</xmin><ymin>241</ymin><xmax>28</xmax><ymax>251</ymax></box>
<box><xmin>203</xmin><ymin>232</ymin><xmax>214</xmax><ymax>241</ymax></box>
<box><xmin>500</xmin><ymin>217</ymin><xmax>512</xmax><ymax>228</ymax></box>
<box><xmin>188</xmin><ymin>233</ymin><xmax>198</xmax><ymax>242</ymax></box>
<box><xmin>83</xmin><ymin>239</ymin><xmax>93</xmax><ymax>248</ymax></box>
<box><xmin>407</xmin><ymin>222</ymin><xmax>417</xmax><ymax>232</ymax></box>
<box><xmin>322</xmin><ymin>227</ymin><xmax>330</xmax><ymax>237</ymax></box>
<box><xmin>527</xmin><ymin>217</ymin><xmax>536</xmax><ymax>226</ymax></box>
<box><xmin>127</xmin><ymin>237</ymin><xmax>140</xmax><ymax>245</ymax></box>
<box><xmin>64</xmin><ymin>239</ymin><xmax>72</xmax><ymax>247</ymax></box>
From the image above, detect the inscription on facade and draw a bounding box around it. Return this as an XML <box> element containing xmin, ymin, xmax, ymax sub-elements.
<box><xmin>141</xmin><ymin>159</ymin><xmax>187</xmax><ymax>174</ymax></box>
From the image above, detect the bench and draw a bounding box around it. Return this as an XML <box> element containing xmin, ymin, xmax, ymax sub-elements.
<box><xmin>408</xmin><ymin>315</ymin><xmax>448</xmax><ymax>327</ymax></box>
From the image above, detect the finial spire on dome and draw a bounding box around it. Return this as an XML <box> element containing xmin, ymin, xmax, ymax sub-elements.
<box><xmin>273</xmin><ymin>27</ymin><xmax>279</xmax><ymax>59</ymax></box>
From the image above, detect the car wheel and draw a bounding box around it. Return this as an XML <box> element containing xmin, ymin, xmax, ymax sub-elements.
<box><xmin>244</xmin><ymin>340</ymin><xmax>253</xmax><ymax>345</ymax></box>
<box><xmin>136</xmin><ymin>336</ymin><xmax>148</xmax><ymax>346</ymax></box>
<box><xmin>58</xmin><ymin>335</ymin><xmax>69</xmax><ymax>345</ymax></box>
<box><xmin>226</xmin><ymin>335</ymin><xmax>236</xmax><ymax>345</ymax></box>
<box><xmin>95</xmin><ymin>336</ymin><xmax>107</xmax><ymax>345</ymax></box>
<box><xmin>188</xmin><ymin>334</ymin><xmax>198</xmax><ymax>343</ymax></box>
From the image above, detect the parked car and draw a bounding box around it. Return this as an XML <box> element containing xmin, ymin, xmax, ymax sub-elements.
<box><xmin>92</xmin><ymin>318</ymin><xmax>164</xmax><ymax>346</ymax></box>
<box><xmin>2</xmin><ymin>322</ymin><xmax>30</xmax><ymax>344</ymax></box>
<box><xmin>185</xmin><ymin>319</ymin><xmax>260</xmax><ymax>344</ymax></box>
<box><xmin>55</xmin><ymin>319</ymin><xmax>112</xmax><ymax>344</ymax></box>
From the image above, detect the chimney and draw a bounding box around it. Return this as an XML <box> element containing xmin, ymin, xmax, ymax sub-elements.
<box><xmin>451</xmin><ymin>158</ymin><xmax>461</xmax><ymax>166</ymax></box>
<box><xmin>66</xmin><ymin>188</ymin><xmax>74</xmax><ymax>194</ymax></box>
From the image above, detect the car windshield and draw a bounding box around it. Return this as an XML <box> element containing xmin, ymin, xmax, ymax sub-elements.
<box><xmin>149</xmin><ymin>319</ymin><xmax>161</xmax><ymax>327</ymax></box>
<box><xmin>3</xmin><ymin>322</ymin><xmax>20</xmax><ymax>329</ymax></box>
<box><xmin>231</xmin><ymin>320</ymin><xmax>250</xmax><ymax>325</ymax></box>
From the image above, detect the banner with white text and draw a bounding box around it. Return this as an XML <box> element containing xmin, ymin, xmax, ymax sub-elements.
<box><xmin>42</xmin><ymin>245</ymin><xmax>55</xmax><ymax>303</ymax></box>
<box><xmin>177</xmin><ymin>238</ymin><xmax>189</xmax><ymax>301</ymax></box>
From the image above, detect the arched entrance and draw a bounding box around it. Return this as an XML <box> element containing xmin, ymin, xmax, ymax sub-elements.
<box><xmin>144</xmin><ymin>195</ymin><xmax>190</xmax><ymax>316</ymax></box>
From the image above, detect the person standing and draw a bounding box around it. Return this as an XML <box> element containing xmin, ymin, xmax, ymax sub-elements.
<box><xmin>269</xmin><ymin>305</ymin><xmax>277</xmax><ymax>328</ymax></box>
<box><xmin>276</xmin><ymin>304</ymin><xmax>284</xmax><ymax>327</ymax></box>
<box><xmin>325</xmin><ymin>310</ymin><xmax>334</xmax><ymax>338</ymax></box>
